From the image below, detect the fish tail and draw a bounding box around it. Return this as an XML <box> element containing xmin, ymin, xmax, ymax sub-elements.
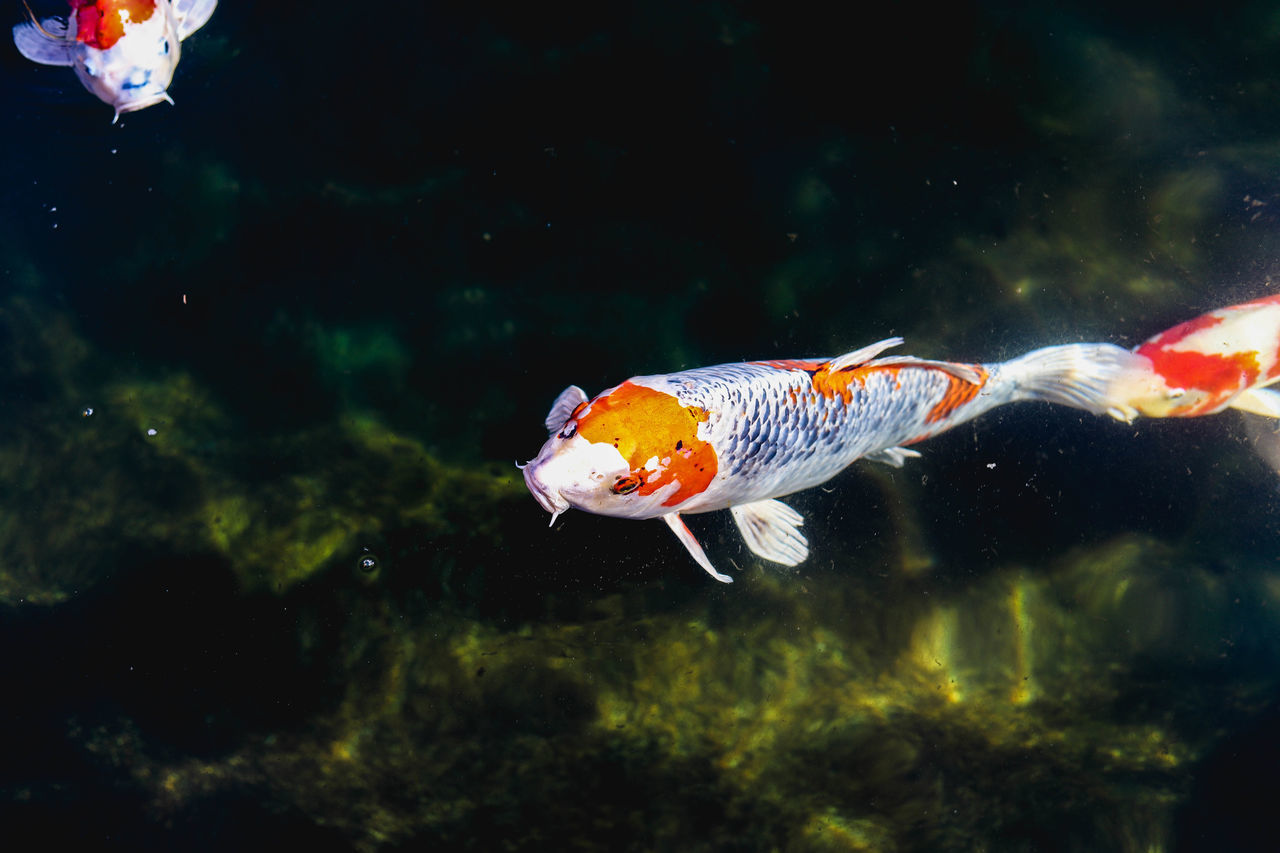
<box><xmin>999</xmin><ymin>342</ymin><xmax>1148</xmax><ymax>418</ymax></box>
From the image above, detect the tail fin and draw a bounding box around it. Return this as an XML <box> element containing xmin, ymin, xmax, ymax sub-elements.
<box><xmin>1001</xmin><ymin>342</ymin><xmax>1149</xmax><ymax>418</ymax></box>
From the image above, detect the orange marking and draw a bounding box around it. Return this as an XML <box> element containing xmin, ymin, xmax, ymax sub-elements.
<box><xmin>73</xmin><ymin>0</ymin><xmax>155</xmax><ymax>50</ymax></box>
<box><xmin>925</xmin><ymin>366</ymin><xmax>988</xmax><ymax>423</ymax></box>
<box><xmin>814</xmin><ymin>364</ymin><xmax>902</xmax><ymax>402</ymax></box>
<box><xmin>757</xmin><ymin>358</ymin><xmax>910</xmax><ymax>404</ymax></box>
<box><xmin>576</xmin><ymin>382</ymin><xmax>716</xmax><ymax>507</ymax></box>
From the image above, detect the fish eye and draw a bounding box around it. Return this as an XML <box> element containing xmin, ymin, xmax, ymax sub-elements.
<box><xmin>612</xmin><ymin>475</ymin><xmax>641</xmax><ymax>495</ymax></box>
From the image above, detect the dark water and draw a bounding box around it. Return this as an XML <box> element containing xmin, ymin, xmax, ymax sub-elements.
<box><xmin>4</xmin><ymin>1</ymin><xmax>1280</xmax><ymax>850</ymax></box>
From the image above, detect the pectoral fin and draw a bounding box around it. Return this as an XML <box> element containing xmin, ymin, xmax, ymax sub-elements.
<box><xmin>1231</xmin><ymin>388</ymin><xmax>1280</xmax><ymax>418</ymax></box>
<box><xmin>863</xmin><ymin>446</ymin><xmax>923</xmax><ymax>467</ymax></box>
<box><xmin>13</xmin><ymin>19</ymin><xmax>75</xmax><ymax>67</ymax></box>
<box><xmin>174</xmin><ymin>0</ymin><xmax>219</xmax><ymax>40</ymax></box>
<box><xmin>662</xmin><ymin>513</ymin><xmax>733</xmax><ymax>583</ymax></box>
<box><xmin>730</xmin><ymin>499</ymin><xmax>809</xmax><ymax>566</ymax></box>
<box><xmin>544</xmin><ymin>385</ymin><xmax>588</xmax><ymax>434</ymax></box>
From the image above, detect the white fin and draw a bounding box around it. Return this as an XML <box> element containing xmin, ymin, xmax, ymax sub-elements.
<box><xmin>864</xmin><ymin>446</ymin><xmax>923</xmax><ymax>467</ymax></box>
<box><xmin>173</xmin><ymin>0</ymin><xmax>219</xmax><ymax>40</ymax></box>
<box><xmin>871</xmin><ymin>355</ymin><xmax>983</xmax><ymax>384</ymax></box>
<box><xmin>662</xmin><ymin>513</ymin><xmax>733</xmax><ymax>583</ymax></box>
<box><xmin>13</xmin><ymin>19</ymin><xmax>75</xmax><ymax>66</ymax></box>
<box><xmin>1231</xmin><ymin>388</ymin><xmax>1280</xmax><ymax>418</ymax></box>
<box><xmin>544</xmin><ymin>385</ymin><xmax>588</xmax><ymax>434</ymax></box>
<box><xmin>730</xmin><ymin>499</ymin><xmax>809</xmax><ymax>567</ymax></box>
<box><xmin>1003</xmin><ymin>342</ymin><xmax>1146</xmax><ymax>416</ymax></box>
<box><xmin>827</xmin><ymin>337</ymin><xmax>904</xmax><ymax>372</ymax></box>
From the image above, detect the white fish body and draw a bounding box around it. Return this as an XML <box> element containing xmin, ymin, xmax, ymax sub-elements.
<box><xmin>523</xmin><ymin>338</ymin><xmax>1138</xmax><ymax>582</ymax></box>
<box><xmin>13</xmin><ymin>0</ymin><xmax>217</xmax><ymax>120</ymax></box>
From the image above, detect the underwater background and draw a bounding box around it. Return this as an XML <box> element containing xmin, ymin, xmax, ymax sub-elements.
<box><xmin>4</xmin><ymin>1</ymin><xmax>1280</xmax><ymax>850</ymax></box>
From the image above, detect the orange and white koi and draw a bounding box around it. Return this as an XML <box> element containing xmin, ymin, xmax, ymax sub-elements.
<box><xmin>12</xmin><ymin>0</ymin><xmax>217</xmax><ymax>121</ymax></box>
<box><xmin>1104</xmin><ymin>294</ymin><xmax>1280</xmax><ymax>421</ymax></box>
<box><xmin>522</xmin><ymin>339</ymin><xmax>1135</xmax><ymax>582</ymax></box>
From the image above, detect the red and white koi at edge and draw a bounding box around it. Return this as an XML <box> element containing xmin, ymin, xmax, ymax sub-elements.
<box><xmin>1104</xmin><ymin>293</ymin><xmax>1280</xmax><ymax>420</ymax></box>
<box><xmin>522</xmin><ymin>294</ymin><xmax>1280</xmax><ymax>582</ymax></box>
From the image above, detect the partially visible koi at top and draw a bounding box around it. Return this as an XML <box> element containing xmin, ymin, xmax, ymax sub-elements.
<box><xmin>12</xmin><ymin>0</ymin><xmax>218</xmax><ymax>120</ymax></box>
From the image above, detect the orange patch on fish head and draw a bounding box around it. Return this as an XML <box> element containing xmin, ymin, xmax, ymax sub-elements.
<box><xmin>577</xmin><ymin>382</ymin><xmax>717</xmax><ymax>507</ymax></box>
<box><xmin>74</xmin><ymin>0</ymin><xmax>156</xmax><ymax>49</ymax></box>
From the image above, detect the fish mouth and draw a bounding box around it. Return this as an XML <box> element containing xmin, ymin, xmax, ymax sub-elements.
<box><xmin>521</xmin><ymin>462</ymin><xmax>571</xmax><ymax>524</ymax></box>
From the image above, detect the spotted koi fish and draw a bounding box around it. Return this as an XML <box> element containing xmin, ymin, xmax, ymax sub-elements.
<box><xmin>522</xmin><ymin>338</ymin><xmax>1135</xmax><ymax>582</ymax></box>
<box><xmin>1104</xmin><ymin>294</ymin><xmax>1280</xmax><ymax>421</ymax></box>
<box><xmin>13</xmin><ymin>0</ymin><xmax>218</xmax><ymax>121</ymax></box>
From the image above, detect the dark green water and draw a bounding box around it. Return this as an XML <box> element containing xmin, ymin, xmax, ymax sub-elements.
<box><xmin>4</xmin><ymin>1</ymin><xmax>1280</xmax><ymax>849</ymax></box>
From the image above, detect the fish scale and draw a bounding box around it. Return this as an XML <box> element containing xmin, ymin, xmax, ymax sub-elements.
<box><xmin>653</xmin><ymin>361</ymin><xmax>996</xmax><ymax>510</ymax></box>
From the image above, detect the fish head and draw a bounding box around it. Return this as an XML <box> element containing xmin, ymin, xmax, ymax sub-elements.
<box><xmin>522</xmin><ymin>380</ymin><xmax>719</xmax><ymax>521</ymax></box>
<box><xmin>71</xmin><ymin>1</ymin><xmax>181</xmax><ymax>118</ymax></box>
<box><xmin>522</xmin><ymin>432</ymin><xmax>649</xmax><ymax>522</ymax></box>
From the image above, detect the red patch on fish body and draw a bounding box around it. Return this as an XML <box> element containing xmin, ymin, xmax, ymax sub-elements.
<box><xmin>1139</xmin><ymin>311</ymin><xmax>1224</xmax><ymax>352</ymax></box>
<box><xmin>1135</xmin><ymin>346</ymin><xmax>1260</xmax><ymax>415</ymax></box>
<box><xmin>926</xmin><ymin>366</ymin><xmax>988</xmax><ymax>423</ymax></box>
<box><xmin>1131</xmin><ymin>296</ymin><xmax>1280</xmax><ymax>414</ymax></box>
<box><xmin>575</xmin><ymin>382</ymin><xmax>716</xmax><ymax>507</ymax></box>
<box><xmin>72</xmin><ymin>0</ymin><xmax>156</xmax><ymax>49</ymax></box>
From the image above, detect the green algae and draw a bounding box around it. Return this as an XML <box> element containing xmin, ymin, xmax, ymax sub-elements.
<box><xmin>75</xmin><ymin>531</ymin><xmax>1275</xmax><ymax>851</ymax></box>
<box><xmin>0</xmin><ymin>297</ymin><xmax>526</xmax><ymax>604</ymax></box>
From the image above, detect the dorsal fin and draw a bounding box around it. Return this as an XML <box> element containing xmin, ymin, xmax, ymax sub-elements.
<box><xmin>544</xmin><ymin>385</ymin><xmax>588</xmax><ymax>434</ymax></box>
<box><xmin>827</xmin><ymin>337</ymin><xmax>904</xmax><ymax>372</ymax></box>
<box><xmin>868</xmin><ymin>356</ymin><xmax>983</xmax><ymax>384</ymax></box>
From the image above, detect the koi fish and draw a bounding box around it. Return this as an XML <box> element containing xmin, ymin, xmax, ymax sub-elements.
<box><xmin>522</xmin><ymin>339</ymin><xmax>1136</xmax><ymax>582</ymax></box>
<box><xmin>1104</xmin><ymin>294</ymin><xmax>1280</xmax><ymax>421</ymax></box>
<box><xmin>12</xmin><ymin>0</ymin><xmax>218</xmax><ymax>121</ymax></box>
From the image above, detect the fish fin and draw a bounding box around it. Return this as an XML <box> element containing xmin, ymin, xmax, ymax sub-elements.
<box><xmin>1003</xmin><ymin>342</ymin><xmax>1147</xmax><ymax>417</ymax></box>
<box><xmin>863</xmin><ymin>446</ymin><xmax>923</xmax><ymax>467</ymax></box>
<box><xmin>1230</xmin><ymin>388</ymin><xmax>1280</xmax><ymax>418</ymax></box>
<box><xmin>12</xmin><ymin>19</ymin><xmax>75</xmax><ymax>66</ymax></box>
<box><xmin>730</xmin><ymin>499</ymin><xmax>809</xmax><ymax>567</ymax></box>
<box><xmin>662</xmin><ymin>513</ymin><xmax>733</xmax><ymax>583</ymax></box>
<box><xmin>870</xmin><ymin>356</ymin><xmax>983</xmax><ymax>383</ymax></box>
<box><xmin>544</xmin><ymin>385</ymin><xmax>588</xmax><ymax>434</ymax></box>
<box><xmin>1243</xmin><ymin>413</ymin><xmax>1280</xmax><ymax>474</ymax></box>
<box><xmin>827</xmin><ymin>337</ymin><xmax>905</xmax><ymax>372</ymax></box>
<box><xmin>173</xmin><ymin>0</ymin><xmax>219</xmax><ymax>40</ymax></box>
